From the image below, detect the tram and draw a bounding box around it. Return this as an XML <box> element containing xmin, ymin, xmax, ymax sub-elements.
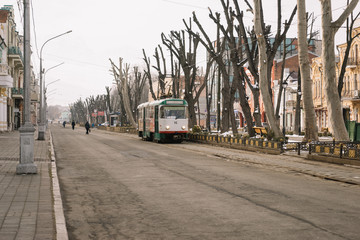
<box><xmin>137</xmin><ymin>98</ymin><xmax>188</xmax><ymax>143</ymax></box>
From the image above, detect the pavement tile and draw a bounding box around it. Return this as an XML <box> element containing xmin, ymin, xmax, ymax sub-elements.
<box><xmin>0</xmin><ymin>129</ymin><xmax>56</xmax><ymax>240</ymax></box>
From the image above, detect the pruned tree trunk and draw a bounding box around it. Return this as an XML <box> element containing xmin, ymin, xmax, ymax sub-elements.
<box><xmin>253</xmin><ymin>0</ymin><xmax>283</xmax><ymax>138</ymax></box>
<box><xmin>320</xmin><ymin>0</ymin><xmax>358</xmax><ymax>141</ymax></box>
<box><xmin>298</xmin><ymin>0</ymin><xmax>318</xmax><ymax>142</ymax></box>
<box><xmin>142</xmin><ymin>49</ymin><xmax>157</xmax><ymax>100</ymax></box>
<box><xmin>110</xmin><ymin>58</ymin><xmax>136</xmax><ymax>127</ymax></box>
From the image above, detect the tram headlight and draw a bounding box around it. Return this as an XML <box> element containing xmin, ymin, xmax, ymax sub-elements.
<box><xmin>166</xmin><ymin>125</ymin><xmax>170</xmax><ymax>130</ymax></box>
<box><xmin>182</xmin><ymin>126</ymin><xmax>186</xmax><ymax>130</ymax></box>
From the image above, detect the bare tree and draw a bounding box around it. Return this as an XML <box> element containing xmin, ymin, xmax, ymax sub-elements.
<box><xmin>105</xmin><ymin>86</ymin><xmax>113</xmax><ymax>123</ymax></box>
<box><xmin>161</xmin><ymin>23</ymin><xmax>210</xmax><ymax>128</ymax></box>
<box><xmin>142</xmin><ymin>49</ymin><xmax>158</xmax><ymax>100</ymax></box>
<box><xmin>233</xmin><ymin>0</ymin><xmax>262</xmax><ymax>128</ymax></box>
<box><xmin>189</xmin><ymin>11</ymin><xmax>252</xmax><ymax>134</ymax></box>
<box><xmin>69</xmin><ymin>99</ymin><xmax>87</xmax><ymax>124</ymax></box>
<box><xmin>320</xmin><ymin>0</ymin><xmax>359</xmax><ymax>141</ymax></box>
<box><xmin>254</xmin><ymin>0</ymin><xmax>282</xmax><ymax>137</ymax></box>
<box><xmin>297</xmin><ymin>0</ymin><xmax>318</xmax><ymax>141</ymax></box>
<box><xmin>110</xmin><ymin>58</ymin><xmax>137</xmax><ymax>127</ymax></box>
<box><xmin>153</xmin><ymin>46</ymin><xmax>168</xmax><ymax>98</ymax></box>
<box><xmin>132</xmin><ymin>66</ymin><xmax>147</xmax><ymax>117</ymax></box>
<box><xmin>253</xmin><ymin>0</ymin><xmax>297</xmax><ymax>138</ymax></box>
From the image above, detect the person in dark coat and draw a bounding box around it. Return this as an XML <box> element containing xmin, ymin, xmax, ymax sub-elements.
<box><xmin>85</xmin><ymin>121</ymin><xmax>90</xmax><ymax>134</ymax></box>
<box><xmin>63</xmin><ymin>121</ymin><xmax>66</xmax><ymax>128</ymax></box>
<box><xmin>71</xmin><ymin>120</ymin><xmax>75</xmax><ymax>130</ymax></box>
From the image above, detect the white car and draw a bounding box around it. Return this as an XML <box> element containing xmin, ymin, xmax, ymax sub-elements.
<box><xmin>100</xmin><ymin>122</ymin><xmax>109</xmax><ymax>127</ymax></box>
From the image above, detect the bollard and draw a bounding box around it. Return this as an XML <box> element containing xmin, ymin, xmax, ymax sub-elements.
<box><xmin>340</xmin><ymin>144</ymin><xmax>343</xmax><ymax>158</ymax></box>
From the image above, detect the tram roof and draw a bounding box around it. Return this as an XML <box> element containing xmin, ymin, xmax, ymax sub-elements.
<box><xmin>137</xmin><ymin>98</ymin><xmax>188</xmax><ymax>109</ymax></box>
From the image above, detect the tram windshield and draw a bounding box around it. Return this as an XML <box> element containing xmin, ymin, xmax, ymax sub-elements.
<box><xmin>160</xmin><ymin>106</ymin><xmax>187</xmax><ymax>119</ymax></box>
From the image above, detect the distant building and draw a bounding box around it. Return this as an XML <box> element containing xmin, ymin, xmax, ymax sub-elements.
<box><xmin>59</xmin><ymin>111</ymin><xmax>70</xmax><ymax>123</ymax></box>
<box><xmin>272</xmin><ymin>52</ymin><xmax>319</xmax><ymax>133</ymax></box>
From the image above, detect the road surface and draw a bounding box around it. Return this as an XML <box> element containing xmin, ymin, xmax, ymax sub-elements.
<box><xmin>51</xmin><ymin>124</ymin><xmax>360</xmax><ymax>240</ymax></box>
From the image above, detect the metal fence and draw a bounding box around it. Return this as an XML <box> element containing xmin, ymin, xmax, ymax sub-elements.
<box><xmin>283</xmin><ymin>140</ymin><xmax>360</xmax><ymax>161</ymax></box>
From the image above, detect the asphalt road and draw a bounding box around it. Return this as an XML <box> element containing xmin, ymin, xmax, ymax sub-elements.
<box><xmin>51</xmin><ymin>124</ymin><xmax>360</xmax><ymax>240</ymax></box>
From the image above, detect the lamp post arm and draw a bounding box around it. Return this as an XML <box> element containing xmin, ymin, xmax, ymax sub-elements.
<box><xmin>40</xmin><ymin>30</ymin><xmax>72</xmax><ymax>59</ymax></box>
<box><xmin>44</xmin><ymin>62</ymin><xmax>64</xmax><ymax>75</ymax></box>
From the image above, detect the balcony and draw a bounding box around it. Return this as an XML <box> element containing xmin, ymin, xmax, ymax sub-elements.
<box><xmin>12</xmin><ymin>87</ymin><xmax>23</xmax><ymax>99</ymax></box>
<box><xmin>8</xmin><ymin>46</ymin><xmax>24</xmax><ymax>68</ymax></box>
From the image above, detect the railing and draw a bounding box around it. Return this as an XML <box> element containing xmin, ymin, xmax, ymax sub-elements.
<box><xmin>189</xmin><ymin>134</ymin><xmax>283</xmax><ymax>154</ymax></box>
<box><xmin>283</xmin><ymin>142</ymin><xmax>310</xmax><ymax>155</ymax></box>
<box><xmin>8</xmin><ymin>46</ymin><xmax>24</xmax><ymax>62</ymax></box>
<box><xmin>308</xmin><ymin>141</ymin><xmax>360</xmax><ymax>159</ymax></box>
<box><xmin>11</xmin><ymin>87</ymin><xmax>23</xmax><ymax>95</ymax></box>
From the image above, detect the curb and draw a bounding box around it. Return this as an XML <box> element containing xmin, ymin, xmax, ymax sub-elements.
<box><xmin>49</xmin><ymin>130</ymin><xmax>68</xmax><ymax>240</ymax></box>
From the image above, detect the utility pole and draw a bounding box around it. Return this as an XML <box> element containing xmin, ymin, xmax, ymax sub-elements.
<box><xmin>17</xmin><ymin>0</ymin><xmax>37</xmax><ymax>174</ymax></box>
<box><xmin>38</xmin><ymin>31</ymin><xmax>71</xmax><ymax>140</ymax></box>
<box><xmin>216</xmin><ymin>22</ymin><xmax>221</xmax><ymax>132</ymax></box>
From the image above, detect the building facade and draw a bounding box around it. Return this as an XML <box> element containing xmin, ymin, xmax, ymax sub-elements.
<box><xmin>0</xmin><ymin>5</ymin><xmax>39</xmax><ymax>132</ymax></box>
<box><xmin>311</xmin><ymin>23</ymin><xmax>360</xmax><ymax>133</ymax></box>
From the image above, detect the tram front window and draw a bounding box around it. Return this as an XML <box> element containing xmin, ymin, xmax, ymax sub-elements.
<box><xmin>160</xmin><ymin>106</ymin><xmax>187</xmax><ymax>119</ymax></box>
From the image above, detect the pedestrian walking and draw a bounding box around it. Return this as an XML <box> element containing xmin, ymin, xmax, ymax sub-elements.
<box><xmin>71</xmin><ymin>120</ymin><xmax>76</xmax><ymax>130</ymax></box>
<box><xmin>85</xmin><ymin>121</ymin><xmax>90</xmax><ymax>134</ymax></box>
<box><xmin>63</xmin><ymin>121</ymin><xmax>66</xmax><ymax>128</ymax></box>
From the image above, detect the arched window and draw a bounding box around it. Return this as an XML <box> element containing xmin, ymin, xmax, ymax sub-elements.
<box><xmin>355</xmin><ymin>74</ymin><xmax>358</xmax><ymax>91</ymax></box>
<box><xmin>355</xmin><ymin>44</ymin><xmax>358</xmax><ymax>64</ymax></box>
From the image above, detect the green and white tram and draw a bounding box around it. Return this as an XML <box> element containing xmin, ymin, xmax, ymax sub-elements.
<box><xmin>137</xmin><ymin>98</ymin><xmax>188</xmax><ymax>143</ymax></box>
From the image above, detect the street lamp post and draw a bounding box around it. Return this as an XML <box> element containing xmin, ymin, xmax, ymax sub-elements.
<box><xmin>282</xmin><ymin>80</ymin><xmax>288</xmax><ymax>136</ymax></box>
<box><xmin>44</xmin><ymin>79</ymin><xmax>60</xmax><ymax>124</ymax></box>
<box><xmin>17</xmin><ymin>0</ymin><xmax>37</xmax><ymax>174</ymax></box>
<box><xmin>38</xmin><ymin>31</ymin><xmax>71</xmax><ymax>140</ymax></box>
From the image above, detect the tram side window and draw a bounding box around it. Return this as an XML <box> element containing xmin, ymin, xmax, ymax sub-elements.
<box><xmin>149</xmin><ymin>107</ymin><xmax>154</xmax><ymax>118</ymax></box>
<box><xmin>138</xmin><ymin>108</ymin><xmax>143</xmax><ymax>120</ymax></box>
<box><xmin>160</xmin><ymin>106</ymin><xmax>187</xmax><ymax>119</ymax></box>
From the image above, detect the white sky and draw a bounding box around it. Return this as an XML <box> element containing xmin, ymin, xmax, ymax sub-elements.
<box><xmin>5</xmin><ymin>0</ymin><xmax>359</xmax><ymax>106</ymax></box>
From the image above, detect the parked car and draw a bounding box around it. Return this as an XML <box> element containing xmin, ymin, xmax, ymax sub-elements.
<box><xmin>100</xmin><ymin>122</ymin><xmax>109</xmax><ymax>127</ymax></box>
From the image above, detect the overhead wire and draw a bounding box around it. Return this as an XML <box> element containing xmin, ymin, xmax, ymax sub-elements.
<box><xmin>10</xmin><ymin>1</ymin><xmax>356</xmax><ymax>77</ymax></box>
<box><xmin>30</xmin><ymin>0</ymin><xmax>39</xmax><ymax>59</ymax></box>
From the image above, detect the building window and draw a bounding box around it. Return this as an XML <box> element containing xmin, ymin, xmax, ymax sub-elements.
<box><xmin>354</xmin><ymin>74</ymin><xmax>358</xmax><ymax>91</ymax></box>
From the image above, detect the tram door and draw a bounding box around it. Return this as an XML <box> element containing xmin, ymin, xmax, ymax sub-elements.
<box><xmin>155</xmin><ymin>106</ymin><xmax>159</xmax><ymax>133</ymax></box>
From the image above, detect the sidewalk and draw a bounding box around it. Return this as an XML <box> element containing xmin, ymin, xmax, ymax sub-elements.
<box><xmin>0</xmin><ymin>129</ymin><xmax>56</xmax><ymax>240</ymax></box>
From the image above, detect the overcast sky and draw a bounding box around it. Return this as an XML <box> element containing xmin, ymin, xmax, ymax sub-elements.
<box><xmin>5</xmin><ymin>0</ymin><xmax>358</xmax><ymax>106</ymax></box>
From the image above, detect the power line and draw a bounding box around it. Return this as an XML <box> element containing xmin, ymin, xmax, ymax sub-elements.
<box><xmin>30</xmin><ymin>0</ymin><xmax>40</xmax><ymax>59</ymax></box>
<box><xmin>16</xmin><ymin>0</ymin><xmax>23</xmax><ymax>27</ymax></box>
<box><xmin>161</xmin><ymin>0</ymin><xmax>209</xmax><ymax>10</ymax></box>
